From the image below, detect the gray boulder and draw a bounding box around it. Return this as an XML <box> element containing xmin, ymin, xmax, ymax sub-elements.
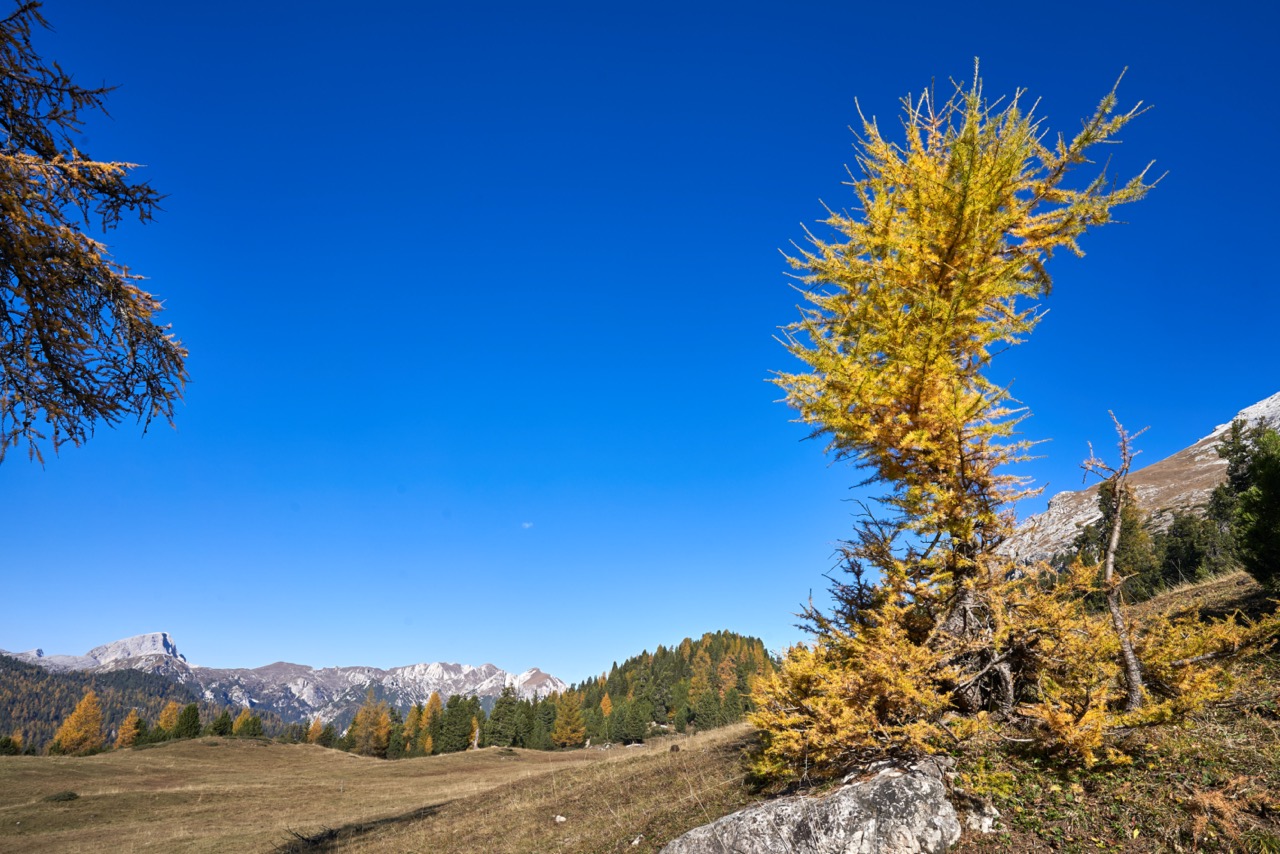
<box><xmin>660</xmin><ymin>768</ymin><xmax>961</xmax><ymax>854</ymax></box>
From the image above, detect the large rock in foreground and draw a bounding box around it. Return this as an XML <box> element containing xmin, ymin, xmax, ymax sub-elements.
<box><xmin>660</xmin><ymin>767</ymin><xmax>961</xmax><ymax>854</ymax></box>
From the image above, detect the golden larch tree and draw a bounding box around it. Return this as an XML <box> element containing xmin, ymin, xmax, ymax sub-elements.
<box><xmin>752</xmin><ymin>66</ymin><xmax>1280</xmax><ymax>780</ymax></box>
<box><xmin>115</xmin><ymin>709</ymin><xmax>143</xmax><ymax>749</ymax></box>
<box><xmin>231</xmin><ymin>708</ymin><xmax>254</xmax><ymax>735</ymax></box>
<box><xmin>0</xmin><ymin>2</ymin><xmax>186</xmax><ymax>463</ymax></box>
<box><xmin>52</xmin><ymin>689</ymin><xmax>104</xmax><ymax>754</ymax></box>
<box><xmin>306</xmin><ymin>716</ymin><xmax>324</xmax><ymax>745</ymax></box>
<box><xmin>550</xmin><ymin>691</ymin><xmax>585</xmax><ymax>749</ymax></box>
<box><xmin>157</xmin><ymin>700</ymin><xmax>182</xmax><ymax>733</ymax></box>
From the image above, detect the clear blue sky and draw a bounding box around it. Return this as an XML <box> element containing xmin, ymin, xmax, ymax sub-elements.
<box><xmin>2</xmin><ymin>0</ymin><xmax>1275</xmax><ymax>683</ymax></box>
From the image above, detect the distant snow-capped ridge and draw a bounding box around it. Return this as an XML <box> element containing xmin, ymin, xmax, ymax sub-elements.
<box><xmin>1001</xmin><ymin>390</ymin><xmax>1280</xmax><ymax>562</ymax></box>
<box><xmin>0</xmin><ymin>632</ymin><xmax>568</xmax><ymax>725</ymax></box>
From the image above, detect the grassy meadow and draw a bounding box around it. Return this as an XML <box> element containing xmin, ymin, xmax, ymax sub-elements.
<box><xmin>0</xmin><ymin>724</ymin><xmax>759</xmax><ymax>853</ymax></box>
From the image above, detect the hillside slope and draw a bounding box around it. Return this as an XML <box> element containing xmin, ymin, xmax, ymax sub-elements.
<box><xmin>1002</xmin><ymin>390</ymin><xmax>1280</xmax><ymax>562</ymax></box>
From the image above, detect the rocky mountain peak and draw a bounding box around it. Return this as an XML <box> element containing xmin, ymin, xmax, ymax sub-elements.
<box><xmin>86</xmin><ymin>631</ymin><xmax>186</xmax><ymax>666</ymax></box>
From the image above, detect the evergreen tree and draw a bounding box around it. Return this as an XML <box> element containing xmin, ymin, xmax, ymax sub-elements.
<box><xmin>173</xmin><ymin>703</ymin><xmax>201</xmax><ymax>739</ymax></box>
<box><xmin>484</xmin><ymin>686</ymin><xmax>521</xmax><ymax>747</ymax></box>
<box><xmin>209</xmin><ymin>710</ymin><xmax>234</xmax><ymax>737</ymax></box>
<box><xmin>318</xmin><ymin>723</ymin><xmax>336</xmax><ymax>748</ymax></box>
<box><xmin>232</xmin><ymin>708</ymin><xmax>263</xmax><ymax>737</ymax></box>
<box><xmin>1238</xmin><ymin>427</ymin><xmax>1280</xmax><ymax>589</ymax></box>
<box><xmin>51</xmin><ymin>689</ymin><xmax>104</xmax><ymax>755</ymax></box>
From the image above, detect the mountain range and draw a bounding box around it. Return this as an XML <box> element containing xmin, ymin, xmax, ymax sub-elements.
<box><xmin>0</xmin><ymin>633</ymin><xmax>567</xmax><ymax>726</ymax></box>
<box><xmin>1001</xmin><ymin>390</ymin><xmax>1280</xmax><ymax>562</ymax></box>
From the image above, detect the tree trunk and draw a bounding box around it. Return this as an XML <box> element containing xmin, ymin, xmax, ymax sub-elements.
<box><xmin>1103</xmin><ymin>481</ymin><xmax>1144</xmax><ymax>712</ymax></box>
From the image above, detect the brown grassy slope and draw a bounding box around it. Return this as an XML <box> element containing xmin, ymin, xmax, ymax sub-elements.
<box><xmin>280</xmin><ymin>725</ymin><xmax>761</xmax><ymax>854</ymax></box>
<box><xmin>0</xmin><ymin>735</ymin><xmax>628</xmax><ymax>853</ymax></box>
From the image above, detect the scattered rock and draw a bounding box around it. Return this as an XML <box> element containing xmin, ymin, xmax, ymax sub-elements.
<box><xmin>632</xmin><ymin>834</ymin><xmax>645</xmax><ymax>846</ymax></box>
<box><xmin>661</xmin><ymin>767</ymin><xmax>961</xmax><ymax>854</ymax></box>
<box><xmin>554</xmin><ymin>815</ymin><xmax>566</xmax><ymax>824</ymax></box>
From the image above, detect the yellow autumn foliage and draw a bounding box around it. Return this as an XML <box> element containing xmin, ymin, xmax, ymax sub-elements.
<box><xmin>52</xmin><ymin>689</ymin><xmax>104</xmax><ymax>755</ymax></box>
<box><xmin>115</xmin><ymin>709</ymin><xmax>143</xmax><ymax>749</ymax></box>
<box><xmin>157</xmin><ymin>700</ymin><xmax>182</xmax><ymax>733</ymax></box>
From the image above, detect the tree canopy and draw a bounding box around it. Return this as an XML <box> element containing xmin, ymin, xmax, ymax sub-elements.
<box><xmin>751</xmin><ymin>68</ymin><xmax>1279</xmax><ymax>780</ymax></box>
<box><xmin>0</xmin><ymin>1</ymin><xmax>186</xmax><ymax>462</ymax></box>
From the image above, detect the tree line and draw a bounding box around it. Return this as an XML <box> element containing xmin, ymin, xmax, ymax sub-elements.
<box><xmin>11</xmin><ymin>631</ymin><xmax>773</xmax><ymax>758</ymax></box>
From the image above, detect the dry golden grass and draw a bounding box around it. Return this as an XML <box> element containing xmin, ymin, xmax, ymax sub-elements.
<box><xmin>0</xmin><ymin>726</ymin><xmax>761</xmax><ymax>853</ymax></box>
<box><xmin>301</xmin><ymin>725</ymin><xmax>760</xmax><ymax>854</ymax></box>
<box><xmin>0</xmin><ymin>734</ymin><xmax>647</xmax><ymax>853</ymax></box>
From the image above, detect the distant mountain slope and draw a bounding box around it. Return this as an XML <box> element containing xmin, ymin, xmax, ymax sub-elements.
<box><xmin>1001</xmin><ymin>391</ymin><xmax>1280</xmax><ymax>562</ymax></box>
<box><xmin>1</xmin><ymin>633</ymin><xmax>567</xmax><ymax>728</ymax></box>
<box><xmin>0</xmin><ymin>653</ymin><xmax>202</xmax><ymax>751</ymax></box>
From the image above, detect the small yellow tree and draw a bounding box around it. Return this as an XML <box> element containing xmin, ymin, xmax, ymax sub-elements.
<box><xmin>551</xmin><ymin>691</ymin><xmax>585</xmax><ymax>749</ymax></box>
<box><xmin>157</xmin><ymin>700</ymin><xmax>182</xmax><ymax>733</ymax></box>
<box><xmin>599</xmin><ymin>692</ymin><xmax>613</xmax><ymax>719</ymax></box>
<box><xmin>115</xmin><ymin>709</ymin><xmax>143</xmax><ymax>749</ymax></box>
<box><xmin>231</xmin><ymin>708</ymin><xmax>254</xmax><ymax>735</ymax></box>
<box><xmin>306</xmin><ymin>716</ymin><xmax>324</xmax><ymax>744</ymax></box>
<box><xmin>52</xmin><ymin>690</ymin><xmax>104</xmax><ymax>755</ymax></box>
<box><xmin>350</xmin><ymin>691</ymin><xmax>392</xmax><ymax>757</ymax></box>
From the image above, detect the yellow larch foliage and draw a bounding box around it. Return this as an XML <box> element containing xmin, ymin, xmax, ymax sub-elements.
<box><xmin>402</xmin><ymin>705</ymin><xmax>422</xmax><ymax>748</ymax></box>
<box><xmin>157</xmin><ymin>700</ymin><xmax>182</xmax><ymax>733</ymax></box>
<box><xmin>231</xmin><ymin>708</ymin><xmax>254</xmax><ymax>735</ymax></box>
<box><xmin>350</xmin><ymin>691</ymin><xmax>392</xmax><ymax>757</ymax></box>
<box><xmin>551</xmin><ymin>691</ymin><xmax>585</xmax><ymax>748</ymax></box>
<box><xmin>115</xmin><ymin>709</ymin><xmax>143</xmax><ymax>749</ymax></box>
<box><xmin>306</xmin><ymin>716</ymin><xmax>324</xmax><ymax>744</ymax></box>
<box><xmin>52</xmin><ymin>689</ymin><xmax>105</xmax><ymax>755</ymax></box>
<box><xmin>600</xmin><ymin>692</ymin><xmax>613</xmax><ymax>718</ymax></box>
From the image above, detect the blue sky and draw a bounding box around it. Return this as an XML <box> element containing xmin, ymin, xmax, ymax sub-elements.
<box><xmin>2</xmin><ymin>0</ymin><xmax>1275</xmax><ymax>683</ymax></box>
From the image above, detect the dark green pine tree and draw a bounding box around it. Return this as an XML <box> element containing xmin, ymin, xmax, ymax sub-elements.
<box><xmin>1238</xmin><ymin>427</ymin><xmax>1280</xmax><ymax>589</ymax></box>
<box><xmin>208</xmin><ymin>709</ymin><xmax>233</xmax><ymax>737</ymax></box>
<box><xmin>484</xmin><ymin>687</ymin><xmax>522</xmax><ymax>747</ymax></box>
<box><xmin>173</xmin><ymin>703</ymin><xmax>201</xmax><ymax>739</ymax></box>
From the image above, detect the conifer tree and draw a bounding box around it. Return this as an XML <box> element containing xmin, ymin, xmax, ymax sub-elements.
<box><xmin>0</xmin><ymin>1</ymin><xmax>187</xmax><ymax>463</ymax></box>
<box><xmin>753</xmin><ymin>69</ymin><xmax>1280</xmax><ymax>779</ymax></box>
<box><xmin>350</xmin><ymin>690</ymin><xmax>392</xmax><ymax>757</ymax></box>
<box><xmin>232</xmin><ymin>706</ymin><xmax>254</xmax><ymax>737</ymax></box>
<box><xmin>157</xmin><ymin>700</ymin><xmax>182</xmax><ymax>735</ymax></box>
<box><xmin>1237</xmin><ymin>427</ymin><xmax>1280</xmax><ymax>589</ymax></box>
<box><xmin>306</xmin><ymin>716</ymin><xmax>324</xmax><ymax>745</ymax></box>
<box><xmin>173</xmin><ymin>703</ymin><xmax>201</xmax><ymax>739</ymax></box>
<box><xmin>115</xmin><ymin>709</ymin><xmax>142</xmax><ymax>749</ymax></box>
<box><xmin>550</xmin><ymin>691</ymin><xmax>585</xmax><ymax>748</ymax></box>
<box><xmin>51</xmin><ymin>689</ymin><xmax>104</xmax><ymax>754</ymax></box>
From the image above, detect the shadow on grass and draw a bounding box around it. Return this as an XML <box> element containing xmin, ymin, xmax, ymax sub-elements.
<box><xmin>272</xmin><ymin>802</ymin><xmax>448</xmax><ymax>852</ymax></box>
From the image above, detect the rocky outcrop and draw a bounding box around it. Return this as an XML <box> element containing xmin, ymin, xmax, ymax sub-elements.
<box><xmin>1001</xmin><ymin>390</ymin><xmax>1280</xmax><ymax>562</ymax></box>
<box><xmin>660</xmin><ymin>765</ymin><xmax>962</xmax><ymax>854</ymax></box>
